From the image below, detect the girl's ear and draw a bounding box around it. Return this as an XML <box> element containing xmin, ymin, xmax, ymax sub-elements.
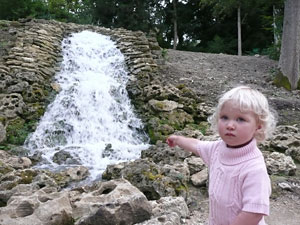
<box><xmin>256</xmin><ymin>124</ymin><xmax>262</xmax><ymax>131</ymax></box>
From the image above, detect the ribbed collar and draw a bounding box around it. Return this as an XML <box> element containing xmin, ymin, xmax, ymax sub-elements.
<box><xmin>219</xmin><ymin>139</ymin><xmax>262</xmax><ymax>165</ymax></box>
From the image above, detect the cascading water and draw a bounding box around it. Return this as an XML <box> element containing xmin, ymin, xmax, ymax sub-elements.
<box><xmin>24</xmin><ymin>31</ymin><xmax>150</xmax><ymax>180</ymax></box>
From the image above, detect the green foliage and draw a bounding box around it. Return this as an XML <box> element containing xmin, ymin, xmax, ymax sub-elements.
<box><xmin>0</xmin><ymin>0</ymin><xmax>92</xmax><ymax>24</ymax></box>
<box><xmin>0</xmin><ymin>0</ymin><xmax>31</xmax><ymax>20</ymax></box>
<box><xmin>0</xmin><ymin>145</ymin><xmax>11</xmax><ymax>151</ymax></box>
<box><xmin>262</xmin><ymin>43</ymin><xmax>281</xmax><ymax>60</ymax></box>
<box><xmin>204</xmin><ymin>35</ymin><xmax>236</xmax><ymax>54</ymax></box>
<box><xmin>90</xmin><ymin>0</ymin><xmax>156</xmax><ymax>32</ymax></box>
<box><xmin>161</xmin><ymin>48</ymin><xmax>168</xmax><ymax>59</ymax></box>
<box><xmin>5</xmin><ymin>118</ymin><xmax>37</xmax><ymax>145</ymax></box>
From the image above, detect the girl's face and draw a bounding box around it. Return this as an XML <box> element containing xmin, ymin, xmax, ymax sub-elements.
<box><xmin>217</xmin><ymin>100</ymin><xmax>260</xmax><ymax>147</ymax></box>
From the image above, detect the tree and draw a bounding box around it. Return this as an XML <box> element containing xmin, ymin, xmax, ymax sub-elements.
<box><xmin>157</xmin><ymin>0</ymin><xmax>199</xmax><ymax>50</ymax></box>
<box><xmin>200</xmin><ymin>0</ymin><xmax>263</xmax><ymax>56</ymax></box>
<box><xmin>172</xmin><ymin>0</ymin><xmax>179</xmax><ymax>49</ymax></box>
<box><xmin>0</xmin><ymin>0</ymin><xmax>35</xmax><ymax>20</ymax></box>
<box><xmin>265</xmin><ymin>0</ymin><xmax>284</xmax><ymax>46</ymax></box>
<box><xmin>90</xmin><ymin>0</ymin><xmax>157</xmax><ymax>32</ymax></box>
<box><xmin>279</xmin><ymin>0</ymin><xmax>300</xmax><ymax>90</ymax></box>
<box><xmin>200</xmin><ymin>0</ymin><xmax>242</xmax><ymax>55</ymax></box>
<box><xmin>0</xmin><ymin>0</ymin><xmax>90</xmax><ymax>23</ymax></box>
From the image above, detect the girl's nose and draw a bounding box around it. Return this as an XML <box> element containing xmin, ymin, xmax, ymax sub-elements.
<box><xmin>226</xmin><ymin>121</ymin><xmax>235</xmax><ymax>130</ymax></box>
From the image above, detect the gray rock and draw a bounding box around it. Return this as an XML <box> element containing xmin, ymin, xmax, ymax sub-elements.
<box><xmin>184</xmin><ymin>156</ymin><xmax>206</xmax><ymax>175</ymax></box>
<box><xmin>137</xmin><ymin>197</ymin><xmax>189</xmax><ymax>225</ymax></box>
<box><xmin>73</xmin><ymin>179</ymin><xmax>152</xmax><ymax>225</ymax></box>
<box><xmin>0</xmin><ymin>189</ymin><xmax>73</xmax><ymax>225</ymax></box>
<box><xmin>0</xmin><ymin>93</ymin><xmax>25</xmax><ymax>119</ymax></box>
<box><xmin>148</xmin><ymin>99</ymin><xmax>183</xmax><ymax>112</ymax></box>
<box><xmin>0</xmin><ymin>122</ymin><xmax>6</xmax><ymax>143</ymax></box>
<box><xmin>191</xmin><ymin>167</ymin><xmax>208</xmax><ymax>187</ymax></box>
<box><xmin>266</xmin><ymin>152</ymin><xmax>297</xmax><ymax>175</ymax></box>
<box><xmin>0</xmin><ymin>150</ymin><xmax>32</xmax><ymax>169</ymax></box>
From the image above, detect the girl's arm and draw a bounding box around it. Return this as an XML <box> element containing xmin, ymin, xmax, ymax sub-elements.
<box><xmin>166</xmin><ymin>135</ymin><xmax>199</xmax><ymax>155</ymax></box>
<box><xmin>230</xmin><ymin>211</ymin><xmax>263</xmax><ymax>225</ymax></box>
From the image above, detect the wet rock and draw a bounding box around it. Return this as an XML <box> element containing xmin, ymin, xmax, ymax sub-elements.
<box><xmin>61</xmin><ymin>166</ymin><xmax>89</xmax><ymax>182</ymax></box>
<box><xmin>0</xmin><ymin>150</ymin><xmax>32</xmax><ymax>169</ymax></box>
<box><xmin>52</xmin><ymin>150</ymin><xmax>80</xmax><ymax>165</ymax></box>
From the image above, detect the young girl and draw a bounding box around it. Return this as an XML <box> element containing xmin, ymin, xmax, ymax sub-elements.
<box><xmin>167</xmin><ymin>86</ymin><xmax>276</xmax><ymax>225</ymax></box>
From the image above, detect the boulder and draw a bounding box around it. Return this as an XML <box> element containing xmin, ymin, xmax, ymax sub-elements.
<box><xmin>137</xmin><ymin>196</ymin><xmax>189</xmax><ymax>225</ymax></box>
<box><xmin>191</xmin><ymin>167</ymin><xmax>208</xmax><ymax>187</ymax></box>
<box><xmin>265</xmin><ymin>152</ymin><xmax>297</xmax><ymax>175</ymax></box>
<box><xmin>184</xmin><ymin>156</ymin><xmax>206</xmax><ymax>175</ymax></box>
<box><xmin>72</xmin><ymin>179</ymin><xmax>152</xmax><ymax>225</ymax></box>
<box><xmin>103</xmin><ymin>158</ymin><xmax>190</xmax><ymax>200</ymax></box>
<box><xmin>0</xmin><ymin>189</ymin><xmax>73</xmax><ymax>225</ymax></box>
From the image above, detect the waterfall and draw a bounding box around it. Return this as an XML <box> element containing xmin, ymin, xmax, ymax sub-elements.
<box><xmin>24</xmin><ymin>31</ymin><xmax>150</xmax><ymax>180</ymax></box>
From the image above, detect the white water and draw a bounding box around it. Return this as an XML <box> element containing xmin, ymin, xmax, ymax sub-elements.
<box><xmin>24</xmin><ymin>31</ymin><xmax>150</xmax><ymax>180</ymax></box>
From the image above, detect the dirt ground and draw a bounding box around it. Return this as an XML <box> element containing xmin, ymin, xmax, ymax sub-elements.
<box><xmin>158</xmin><ymin>49</ymin><xmax>300</xmax><ymax>127</ymax></box>
<box><xmin>158</xmin><ymin>49</ymin><xmax>300</xmax><ymax>225</ymax></box>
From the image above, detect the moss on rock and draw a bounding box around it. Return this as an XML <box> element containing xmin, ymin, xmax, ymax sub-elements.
<box><xmin>274</xmin><ymin>72</ymin><xmax>300</xmax><ymax>90</ymax></box>
<box><xmin>19</xmin><ymin>169</ymin><xmax>38</xmax><ymax>184</ymax></box>
<box><xmin>0</xmin><ymin>161</ymin><xmax>14</xmax><ymax>175</ymax></box>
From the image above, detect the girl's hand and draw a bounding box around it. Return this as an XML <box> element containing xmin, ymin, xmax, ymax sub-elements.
<box><xmin>166</xmin><ymin>135</ymin><xmax>178</xmax><ymax>147</ymax></box>
<box><xmin>166</xmin><ymin>135</ymin><xmax>199</xmax><ymax>155</ymax></box>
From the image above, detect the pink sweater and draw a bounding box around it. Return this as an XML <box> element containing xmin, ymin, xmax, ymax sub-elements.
<box><xmin>196</xmin><ymin>139</ymin><xmax>271</xmax><ymax>225</ymax></box>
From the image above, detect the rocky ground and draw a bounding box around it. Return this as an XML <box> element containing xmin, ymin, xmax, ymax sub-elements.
<box><xmin>158</xmin><ymin>49</ymin><xmax>300</xmax><ymax>225</ymax></box>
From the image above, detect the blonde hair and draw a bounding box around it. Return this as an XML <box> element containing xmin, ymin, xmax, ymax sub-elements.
<box><xmin>208</xmin><ymin>86</ymin><xmax>277</xmax><ymax>142</ymax></box>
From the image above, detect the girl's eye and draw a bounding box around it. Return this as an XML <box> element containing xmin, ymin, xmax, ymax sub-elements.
<box><xmin>220</xmin><ymin>115</ymin><xmax>228</xmax><ymax>120</ymax></box>
<box><xmin>237</xmin><ymin>117</ymin><xmax>245</xmax><ymax>122</ymax></box>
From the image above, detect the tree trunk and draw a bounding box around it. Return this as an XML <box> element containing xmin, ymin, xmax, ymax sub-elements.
<box><xmin>273</xmin><ymin>5</ymin><xmax>279</xmax><ymax>45</ymax></box>
<box><xmin>173</xmin><ymin>0</ymin><xmax>178</xmax><ymax>50</ymax></box>
<box><xmin>237</xmin><ymin>6</ymin><xmax>242</xmax><ymax>56</ymax></box>
<box><xmin>279</xmin><ymin>0</ymin><xmax>300</xmax><ymax>90</ymax></box>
